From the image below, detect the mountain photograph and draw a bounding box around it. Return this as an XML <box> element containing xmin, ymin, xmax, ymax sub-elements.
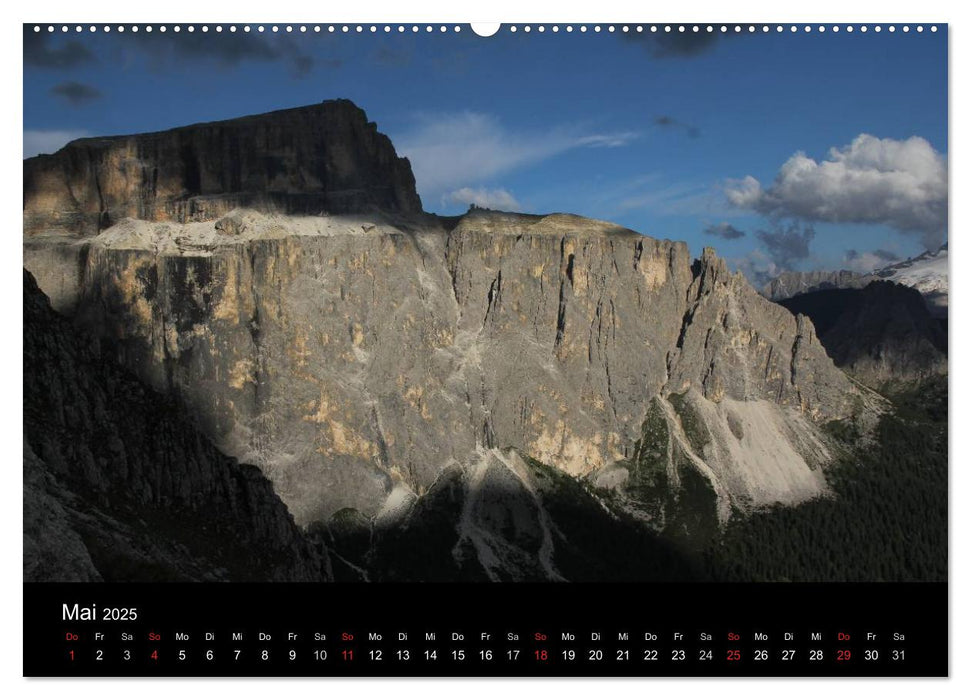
<box><xmin>23</xmin><ymin>24</ymin><xmax>947</xmax><ymax>584</ymax></box>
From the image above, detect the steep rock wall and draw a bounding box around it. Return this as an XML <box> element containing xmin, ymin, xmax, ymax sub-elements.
<box><xmin>24</xmin><ymin>209</ymin><xmax>859</xmax><ymax>525</ymax></box>
<box><xmin>23</xmin><ymin>100</ymin><xmax>422</xmax><ymax>237</ymax></box>
<box><xmin>23</xmin><ymin>269</ymin><xmax>330</xmax><ymax>581</ymax></box>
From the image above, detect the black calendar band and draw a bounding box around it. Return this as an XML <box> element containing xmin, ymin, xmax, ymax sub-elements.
<box><xmin>23</xmin><ymin>581</ymin><xmax>947</xmax><ymax>677</ymax></box>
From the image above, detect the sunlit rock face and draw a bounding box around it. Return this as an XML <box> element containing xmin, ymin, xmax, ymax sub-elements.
<box><xmin>24</xmin><ymin>101</ymin><xmax>862</xmax><ymax>529</ymax></box>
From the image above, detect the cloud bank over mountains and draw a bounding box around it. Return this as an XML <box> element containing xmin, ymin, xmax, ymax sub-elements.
<box><xmin>727</xmin><ymin>134</ymin><xmax>947</xmax><ymax>249</ymax></box>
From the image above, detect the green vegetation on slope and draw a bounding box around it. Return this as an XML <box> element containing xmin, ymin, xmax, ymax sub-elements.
<box><xmin>323</xmin><ymin>379</ymin><xmax>946</xmax><ymax>583</ymax></box>
<box><xmin>704</xmin><ymin>377</ymin><xmax>947</xmax><ymax>582</ymax></box>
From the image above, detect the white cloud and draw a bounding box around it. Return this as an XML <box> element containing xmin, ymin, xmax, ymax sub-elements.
<box><xmin>442</xmin><ymin>187</ymin><xmax>521</xmax><ymax>211</ymax></box>
<box><xmin>23</xmin><ymin>129</ymin><xmax>88</xmax><ymax>158</ymax></box>
<box><xmin>576</xmin><ymin>133</ymin><xmax>639</xmax><ymax>148</ymax></box>
<box><xmin>726</xmin><ymin>134</ymin><xmax>947</xmax><ymax>248</ymax></box>
<box><xmin>730</xmin><ymin>249</ymin><xmax>782</xmax><ymax>288</ymax></box>
<box><xmin>396</xmin><ymin>111</ymin><xmax>637</xmax><ymax>197</ymax></box>
<box><xmin>843</xmin><ymin>248</ymin><xmax>901</xmax><ymax>273</ymax></box>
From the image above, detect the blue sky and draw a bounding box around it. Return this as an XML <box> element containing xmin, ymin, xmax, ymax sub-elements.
<box><xmin>24</xmin><ymin>24</ymin><xmax>947</xmax><ymax>283</ymax></box>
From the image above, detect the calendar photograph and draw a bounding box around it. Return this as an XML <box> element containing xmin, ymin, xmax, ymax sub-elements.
<box><xmin>20</xmin><ymin>20</ymin><xmax>951</xmax><ymax>677</ymax></box>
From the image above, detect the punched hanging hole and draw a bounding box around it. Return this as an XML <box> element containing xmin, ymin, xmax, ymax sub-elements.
<box><xmin>471</xmin><ymin>23</ymin><xmax>501</xmax><ymax>37</ymax></box>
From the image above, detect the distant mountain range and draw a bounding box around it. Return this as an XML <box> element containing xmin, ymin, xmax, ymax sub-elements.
<box><xmin>763</xmin><ymin>245</ymin><xmax>948</xmax><ymax>388</ymax></box>
<box><xmin>763</xmin><ymin>244</ymin><xmax>949</xmax><ymax>319</ymax></box>
<box><xmin>778</xmin><ymin>282</ymin><xmax>947</xmax><ymax>388</ymax></box>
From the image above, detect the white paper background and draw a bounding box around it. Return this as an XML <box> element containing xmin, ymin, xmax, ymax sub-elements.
<box><xmin>2</xmin><ymin>1</ymin><xmax>965</xmax><ymax>698</ymax></box>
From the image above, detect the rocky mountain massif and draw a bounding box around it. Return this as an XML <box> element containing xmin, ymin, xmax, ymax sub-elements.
<box><xmin>24</xmin><ymin>99</ymin><xmax>422</xmax><ymax>238</ymax></box>
<box><xmin>762</xmin><ymin>269</ymin><xmax>879</xmax><ymax>302</ymax></box>
<box><xmin>24</xmin><ymin>101</ymin><xmax>882</xmax><ymax>581</ymax></box>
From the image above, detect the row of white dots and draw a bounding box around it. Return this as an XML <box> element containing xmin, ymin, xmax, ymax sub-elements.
<box><xmin>511</xmin><ymin>24</ymin><xmax>938</xmax><ymax>33</ymax></box>
<box><xmin>34</xmin><ymin>25</ymin><xmax>464</xmax><ymax>33</ymax></box>
<box><xmin>33</xmin><ymin>24</ymin><xmax>939</xmax><ymax>34</ymax></box>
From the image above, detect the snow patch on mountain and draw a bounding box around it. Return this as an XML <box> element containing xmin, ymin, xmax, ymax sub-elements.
<box><xmin>874</xmin><ymin>244</ymin><xmax>948</xmax><ymax>317</ymax></box>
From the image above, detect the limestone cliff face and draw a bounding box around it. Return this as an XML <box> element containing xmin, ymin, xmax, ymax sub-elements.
<box><xmin>24</xmin><ymin>208</ymin><xmax>859</xmax><ymax>526</ymax></box>
<box><xmin>23</xmin><ymin>101</ymin><xmax>864</xmax><ymax>533</ymax></box>
<box><xmin>667</xmin><ymin>249</ymin><xmax>856</xmax><ymax>418</ymax></box>
<box><xmin>23</xmin><ymin>269</ymin><xmax>330</xmax><ymax>582</ymax></box>
<box><xmin>23</xmin><ymin>100</ymin><xmax>422</xmax><ymax>237</ymax></box>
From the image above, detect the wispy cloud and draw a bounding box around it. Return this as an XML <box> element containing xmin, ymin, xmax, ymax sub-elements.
<box><xmin>843</xmin><ymin>248</ymin><xmax>900</xmax><ymax>272</ymax></box>
<box><xmin>614</xmin><ymin>177</ymin><xmax>728</xmax><ymax>217</ymax></box>
<box><xmin>50</xmin><ymin>81</ymin><xmax>103</xmax><ymax>106</ymax></box>
<box><xmin>755</xmin><ymin>221</ymin><xmax>816</xmax><ymax>270</ymax></box>
<box><xmin>703</xmin><ymin>222</ymin><xmax>746</xmax><ymax>240</ymax></box>
<box><xmin>729</xmin><ymin>221</ymin><xmax>819</xmax><ymax>286</ymax></box>
<box><xmin>131</xmin><ymin>29</ymin><xmax>327</xmax><ymax>78</ymax></box>
<box><xmin>576</xmin><ymin>132</ymin><xmax>640</xmax><ymax>148</ymax></box>
<box><xmin>731</xmin><ymin>249</ymin><xmax>780</xmax><ymax>287</ymax></box>
<box><xmin>24</xmin><ymin>29</ymin><xmax>95</xmax><ymax>69</ymax></box>
<box><xmin>396</xmin><ymin>111</ymin><xmax>638</xmax><ymax>196</ymax></box>
<box><xmin>654</xmin><ymin>115</ymin><xmax>701</xmax><ymax>139</ymax></box>
<box><xmin>622</xmin><ymin>31</ymin><xmax>722</xmax><ymax>59</ymax></box>
<box><xmin>442</xmin><ymin>187</ymin><xmax>521</xmax><ymax>211</ymax></box>
<box><xmin>24</xmin><ymin>129</ymin><xmax>89</xmax><ymax>158</ymax></box>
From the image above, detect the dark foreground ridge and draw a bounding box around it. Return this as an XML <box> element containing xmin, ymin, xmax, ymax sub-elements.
<box><xmin>23</xmin><ymin>99</ymin><xmax>423</xmax><ymax>236</ymax></box>
<box><xmin>23</xmin><ymin>269</ymin><xmax>332</xmax><ymax>582</ymax></box>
